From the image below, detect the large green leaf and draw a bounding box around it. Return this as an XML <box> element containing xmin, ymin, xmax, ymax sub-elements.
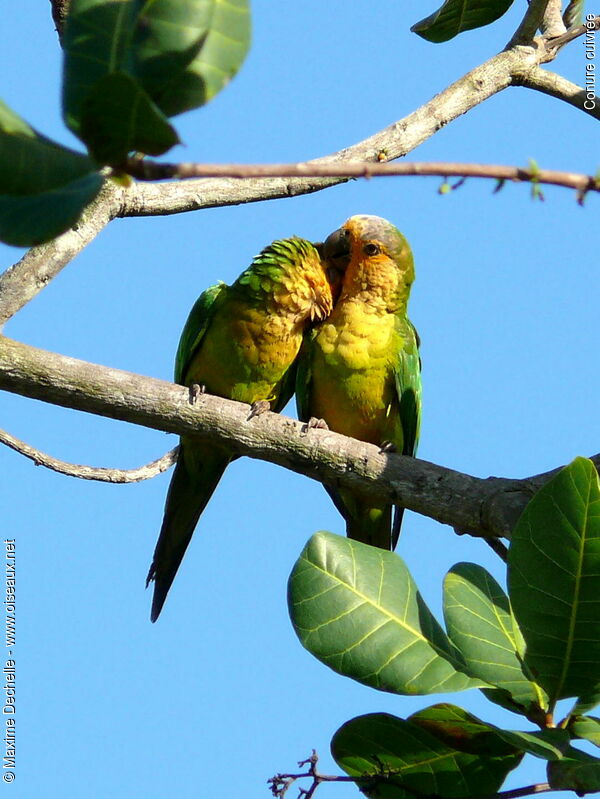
<box><xmin>508</xmin><ymin>457</ymin><xmax>600</xmax><ymax>703</ymax></box>
<box><xmin>0</xmin><ymin>99</ymin><xmax>103</xmax><ymax>246</ymax></box>
<box><xmin>412</xmin><ymin>0</ymin><xmax>515</xmax><ymax>43</ymax></box>
<box><xmin>288</xmin><ymin>532</ymin><xmax>480</xmax><ymax>695</ymax></box>
<box><xmin>548</xmin><ymin>747</ymin><xmax>600</xmax><ymax>793</ymax></box>
<box><xmin>79</xmin><ymin>72</ymin><xmax>179</xmax><ymax>164</ymax></box>
<box><xmin>63</xmin><ymin>0</ymin><xmax>250</xmax><ymax>147</ymax></box>
<box><xmin>331</xmin><ymin>711</ymin><xmax>522</xmax><ymax>799</ymax></box>
<box><xmin>444</xmin><ymin>562</ymin><xmax>546</xmax><ymax>712</ymax></box>
<box><xmin>134</xmin><ymin>0</ymin><xmax>251</xmax><ymax>117</ymax></box>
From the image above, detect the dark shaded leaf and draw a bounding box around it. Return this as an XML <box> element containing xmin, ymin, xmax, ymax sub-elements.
<box><xmin>444</xmin><ymin>562</ymin><xmax>546</xmax><ymax>711</ymax></box>
<box><xmin>548</xmin><ymin>747</ymin><xmax>600</xmax><ymax>793</ymax></box>
<box><xmin>332</xmin><ymin>711</ymin><xmax>522</xmax><ymax>799</ymax></box>
<box><xmin>0</xmin><ymin>174</ymin><xmax>104</xmax><ymax>247</ymax></box>
<box><xmin>412</xmin><ymin>0</ymin><xmax>515</xmax><ymax>43</ymax></box>
<box><xmin>0</xmin><ymin>99</ymin><xmax>103</xmax><ymax>246</ymax></box>
<box><xmin>288</xmin><ymin>532</ymin><xmax>480</xmax><ymax>695</ymax></box>
<box><xmin>508</xmin><ymin>457</ymin><xmax>600</xmax><ymax>702</ymax></box>
<box><xmin>79</xmin><ymin>72</ymin><xmax>179</xmax><ymax>164</ymax></box>
<box><xmin>0</xmin><ymin>99</ymin><xmax>99</xmax><ymax>194</ymax></box>
<box><xmin>62</xmin><ymin>0</ymin><xmax>139</xmax><ymax>133</ymax></box>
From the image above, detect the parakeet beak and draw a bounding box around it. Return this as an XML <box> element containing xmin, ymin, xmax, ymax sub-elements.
<box><xmin>322</xmin><ymin>227</ymin><xmax>351</xmax><ymax>265</ymax></box>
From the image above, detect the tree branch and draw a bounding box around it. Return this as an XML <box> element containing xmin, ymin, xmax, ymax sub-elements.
<box><xmin>1</xmin><ymin>24</ymin><xmax>595</xmax><ymax>326</ymax></box>
<box><xmin>513</xmin><ymin>65</ymin><xmax>600</xmax><ymax>120</ymax></box>
<box><xmin>0</xmin><ymin>426</ymin><xmax>177</xmax><ymax>482</ymax></box>
<box><xmin>122</xmin><ymin>159</ymin><xmax>600</xmax><ymax>197</ymax></box>
<box><xmin>508</xmin><ymin>0</ymin><xmax>552</xmax><ymax>46</ymax></box>
<box><xmin>1</xmin><ymin>335</ymin><xmax>597</xmax><ymax>541</ymax></box>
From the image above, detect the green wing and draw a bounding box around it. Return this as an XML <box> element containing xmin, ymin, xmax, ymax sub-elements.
<box><xmin>294</xmin><ymin>330</ymin><xmax>316</xmax><ymax>422</ymax></box>
<box><xmin>174</xmin><ymin>282</ymin><xmax>228</xmax><ymax>385</ymax></box>
<box><xmin>394</xmin><ymin>320</ymin><xmax>422</xmax><ymax>457</ymax></box>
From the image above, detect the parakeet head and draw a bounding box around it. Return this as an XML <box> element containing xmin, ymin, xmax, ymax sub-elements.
<box><xmin>326</xmin><ymin>215</ymin><xmax>415</xmax><ymax>308</ymax></box>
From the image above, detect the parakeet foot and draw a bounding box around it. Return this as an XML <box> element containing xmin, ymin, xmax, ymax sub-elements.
<box><xmin>189</xmin><ymin>383</ymin><xmax>206</xmax><ymax>404</ymax></box>
<box><xmin>247</xmin><ymin>400</ymin><xmax>271</xmax><ymax>420</ymax></box>
<box><xmin>305</xmin><ymin>416</ymin><xmax>329</xmax><ymax>432</ymax></box>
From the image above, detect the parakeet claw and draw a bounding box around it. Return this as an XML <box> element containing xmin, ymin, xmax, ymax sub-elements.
<box><xmin>189</xmin><ymin>383</ymin><xmax>205</xmax><ymax>404</ymax></box>
<box><xmin>247</xmin><ymin>400</ymin><xmax>271</xmax><ymax>420</ymax></box>
<box><xmin>379</xmin><ymin>440</ymin><xmax>397</xmax><ymax>454</ymax></box>
<box><xmin>305</xmin><ymin>416</ymin><xmax>329</xmax><ymax>432</ymax></box>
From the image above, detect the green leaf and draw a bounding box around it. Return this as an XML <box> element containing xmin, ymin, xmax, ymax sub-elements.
<box><xmin>444</xmin><ymin>562</ymin><xmax>546</xmax><ymax>712</ymax></box>
<box><xmin>63</xmin><ymin>0</ymin><xmax>251</xmax><ymax>140</ymax></box>
<box><xmin>412</xmin><ymin>0</ymin><xmax>515</xmax><ymax>43</ymax></box>
<box><xmin>573</xmin><ymin>689</ymin><xmax>600</xmax><ymax>716</ymax></box>
<box><xmin>79</xmin><ymin>72</ymin><xmax>179</xmax><ymax>164</ymax></box>
<box><xmin>495</xmin><ymin>729</ymin><xmax>570</xmax><ymax>761</ymax></box>
<box><xmin>62</xmin><ymin>0</ymin><xmax>139</xmax><ymax>133</ymax></box>
<box><xmin>548</xmin><ymin>747</ymin><xmax>600</xmax><ymax>793</ymax></box>
<box><xmin>573</xmin><ymin>689</ymin><xmax>600</xmax><ymax>717</ymax></box>
<box><xmin>288</xmin><ymin>532</ymin><xmax>481</xmax><ymax>695</ymax></box>
<box><xmin>412</xmin><ymin>704</ymin><xmax>568</xmax><ymax>761</ymax></box>
<box><xmin>508</xmin><ymin>457</ymin><xmax>600</xmax><ymax>703</ymax></box>
<box><xmin>134</xmin><ymin>0</ymin><xmax>251</xmax><ymax>117</ymax></box>
<box><xmin>570</xmin><ymin>716</ymin><xmax>600</xmax><ymax>748</ymax></box>
<box><xmin>0</xmin><ymin>174</ymin><xmax>104</xmax><ymax>247</ymax></box>
<box><xmin>0</xmin><ymin>99</ymin><xmax>103</xmax><ymax>246</ymax></box>
<box><xmin>331</xmin><ymin>711</ymin><xmax>523</xmax><ymax>799</ymax></box>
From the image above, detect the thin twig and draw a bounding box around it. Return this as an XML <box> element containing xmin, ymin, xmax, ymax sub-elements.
<box><xmin>491</xmin><ymin>783</ymin><xmax>552</xmax><ymax>799</ymax></box>
<box><xmin>0</xmin><ymin>426</ymin><xmax>178</xmax><ymax>482</ymax></box>
<box><xmin>268</xmin><ymin>751</ymin><xmax>354</xmax><ymax>799</ymax></box>
<box><xmin>123</xmin><ymin>159</ymin><xmax>600</xmax><ymax>196</ymax></box>
<box><xmin>545</xmin><ymin>13</ymin><xmax>600</xmax><ymax>49</ymax></box>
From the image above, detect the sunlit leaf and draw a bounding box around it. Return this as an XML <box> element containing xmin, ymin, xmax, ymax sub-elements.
<box><xmin>412</xmin><ymin>0</ymin><xmax>515</xmax><ymax>43</ymax></box>
<box><xmin>134</xmin><ymin>0</ymin><xmax>251</xmax><ymax>117</ymax></box>
<box><xmin>444</xmin><ymin>562</ymin><xmax>546</xmax><ymax>712</ymax></box>
<box><xmin>332</xmin><ymin>710</ymin><xmax>522</xmax><ymax>799</ymax></box>
<box><xmin>288</xmin><ymin>532</ymin><xmax>481</xmax><ymax>695</ymax></box>
<box><xmin>570</xmin><ymin>716</ymin><xmax>600</xmax><ymax>748</ymax></box>
<box><xmin>508</xmin><ymin>457</ymin><xmax>600</xmax><ymax>702</ymax></box>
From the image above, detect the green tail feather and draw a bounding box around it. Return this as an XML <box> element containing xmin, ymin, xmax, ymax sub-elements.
<box><xmin>331</xmin><ymin>485</ymin><xmax>403</xmax><ymax>551</ymax></box>
<box><xmin>147</xmin><ymin>444</ymin><xmax>230</xmax><ymax>622</ymax></box>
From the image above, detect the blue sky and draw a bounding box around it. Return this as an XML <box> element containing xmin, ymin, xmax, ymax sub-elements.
<box><xmin>1</xmin><ymin>1</ymin><xmax>598</xmax><ymax>797</ymax></box>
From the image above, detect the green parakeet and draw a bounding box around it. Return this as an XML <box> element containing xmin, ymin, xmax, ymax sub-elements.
<box><xmin>296</xmin><ymin>214</ymin><xmax>421</xmax><ymax>550</ymax></box>
<box><xmin>147</xmin><ymin>237</ymin><xmax>334</xmax><ymax>621</ymax></box>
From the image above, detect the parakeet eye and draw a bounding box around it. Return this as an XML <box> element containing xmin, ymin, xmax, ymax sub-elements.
<box><xmin>363</xmin><ymin>243</ymin><xmax>380</xmax><ymax>256</ymax></box>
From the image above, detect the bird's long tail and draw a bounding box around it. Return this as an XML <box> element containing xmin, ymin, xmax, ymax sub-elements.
<box><xmin>147</xmin><ymin>441</ymin><xmax>230</xmax><ymax>622</ymax></box>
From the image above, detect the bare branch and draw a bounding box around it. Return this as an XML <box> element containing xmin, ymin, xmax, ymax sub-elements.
<box><xmin>0</xmin><ymin>426</ymin><xmax>177</xmax><ymax>482</ymax></box>
<box><xmin>123</xmin><ymin>158</ymin><xmax>600</xmax><ymax>196</ymax></box>
<box><xmin>1</xmin><ymin>335</ymin><xmax>598</xmax><ymax>541</ymax></box>
<box><xmin>513</xmin><ymin>65</ymin><xmax>600</xmax><ymax>121</ymax></box>
<box><xmin>540</xmin><ymin>0</ymin><xmax>568</xmax><ymax>37</ymax></box>
<box><xmin>508</xmin><ymin>0</ymin><xmax>553</xmax><ymax>45</ymax></box>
